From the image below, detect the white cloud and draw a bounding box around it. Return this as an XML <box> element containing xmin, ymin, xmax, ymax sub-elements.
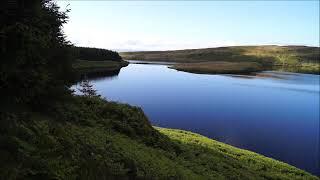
<box><xmin>65</xmin><ymin>31</ymin><xmax>240</xmax><ymax>51</ymax></box>
<box><xmin>61</xmin><ymin>15</ymin><xmax>242</xmax><ymax>51</ymax></box>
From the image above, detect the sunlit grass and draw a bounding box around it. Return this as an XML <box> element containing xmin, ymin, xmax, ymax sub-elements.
<box><xmin>120</xmin><ymin>46</ymin><xmax>319</xmax><ymax>74</ymax></box>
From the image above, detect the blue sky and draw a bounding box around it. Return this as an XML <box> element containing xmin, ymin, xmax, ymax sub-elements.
<box><xmin>57</xmin><ymin>1</ymin><xmax>319</xmax><ymax>51</ymax></box>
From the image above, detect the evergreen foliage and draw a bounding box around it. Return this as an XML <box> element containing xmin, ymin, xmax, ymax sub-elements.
<box><xmin>78</xmin><ymin>78</ymin><xmax>98</xmax><ymax>97</ymax></box>
<box><xmin>72</xmin><ymin>46</ymin><xmax>122</xmax><ymax>61</ymax></box>
<box><xmin>0</xmin><ymin>0</ymin><xmax>75</xmax><ymax>110</ymax></box>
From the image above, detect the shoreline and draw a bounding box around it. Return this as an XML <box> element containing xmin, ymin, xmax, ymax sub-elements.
<box><xmin>120</xmin><ymin>45</ymin><xmax>319</xmax><ymax>75</ymax></box>
<box><xmin>124</xmin><ymin>59</ymin><xmax>320</xmax><ymax>75</ymax></box>
<box><xmin>155</xmin><ymin>127</ymin><xmax>319</xmax><ymax>178</ymax></box>
<box><xmin>70</xmin><ymin>59</ymin><xmax>319</xmax><ymax>176</ymax></box>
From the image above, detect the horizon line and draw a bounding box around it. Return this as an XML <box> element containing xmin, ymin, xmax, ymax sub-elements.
<box><xmin>115</xmin><ymin>44</ymin><xmax>320</xmax><ymax>52</ymax></box>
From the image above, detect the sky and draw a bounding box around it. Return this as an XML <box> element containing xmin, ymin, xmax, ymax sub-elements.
<box><xmin>57</xmin><ymin>1</ymin><xmax>319</xmax><ymax>51</ymax></box>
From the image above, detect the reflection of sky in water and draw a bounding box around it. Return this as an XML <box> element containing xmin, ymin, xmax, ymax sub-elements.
<box><xmin>73</xmin><ymin>64</ymin><xmax>320</xmax><ymax>175</ymax></box>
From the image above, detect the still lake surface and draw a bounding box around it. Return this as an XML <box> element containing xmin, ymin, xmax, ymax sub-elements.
<box><xmin>75</xmin><ymin>62</ymin><xmax>320</xmax><ymax>175</ymax></box>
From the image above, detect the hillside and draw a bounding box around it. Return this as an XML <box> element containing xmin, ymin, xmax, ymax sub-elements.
<box><xmin>1</xmin><ymin>96</ymin><xmax>318</xmax><ymax>179</ymax></box>
<box><xmin>120</xmin><ymin>46</ymin><xmax>319</xmax><ymax>64</ymax></box>
<box><xmin>1</xmin><ymin>0</ymin><xmax>318</xmax><ymax>179</ymax></box>
<box><xmin>121</xmin><ymin>46</ymin><xmax>320</xmax><ymax>74</ymax></box>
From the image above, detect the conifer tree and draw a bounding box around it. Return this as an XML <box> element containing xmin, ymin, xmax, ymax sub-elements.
<box><xmin>78</xmin><ymin>78</ymin><xmax>98</xmax><ymax>97</ymax></box>
<box><xmin>0</xmin><ymin>0</ymin><xmax>75</xmax><ymax>109</ymax></box>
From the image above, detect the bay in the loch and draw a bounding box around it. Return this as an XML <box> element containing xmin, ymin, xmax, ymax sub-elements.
<box><xmin>74</xmin><ymin>61</ymin><xmax>320</xmax><ymax>175</ymax></box>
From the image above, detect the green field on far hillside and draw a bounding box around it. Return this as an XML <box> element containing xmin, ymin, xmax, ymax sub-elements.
<box><xmin>121</xmin><ymin>46</ymin><xmax>319</xmax><ymax>74</ymax></box>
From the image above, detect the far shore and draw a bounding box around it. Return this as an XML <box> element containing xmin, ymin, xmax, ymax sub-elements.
<box><xmin>169</xmin><ymin>61</ymin><xmax>263</xmax><ymax>75</ymax></box>
<box><xmin>124</xmin><ymin>59</ymin><xmax>320</xmax><ymax>75</ymax></box>
<box><xmin>120</xmin><ymin>46</ymin><xmax>320</xmax><ymax>75</ymax></box>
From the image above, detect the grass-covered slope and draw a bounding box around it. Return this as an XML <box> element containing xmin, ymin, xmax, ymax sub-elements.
<box><xmin>121</xmin><ymin>46</ymin><xmax>319</xmax><ymax>64</ymax></box>
<box><xmin>158</xmin><ymin>128</ymin><xmax>319</xmax><ymax>179</ymax></box>
<box><xmin>1</xmin><ymin>96</ymin><xmax>317</xmax><ymax>179</ymax></box>
<box><xmin>72</xmin><ymin>60</ymin><xmax>129</xmax><ymax>74</ymax></box>
<box><xmin>121</xmin><ymin>45</ymin><xmax>320</xmax><ymax>74</ymax></box>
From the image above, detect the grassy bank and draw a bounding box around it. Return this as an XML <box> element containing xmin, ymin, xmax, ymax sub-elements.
<box><xmin>171</xmin><ymin>61</ymin><xmax>263</xmax><ymax>74</ymax></box>
<box><xmin>272</xmin><ymin>63</ymin><xmax>320</xmax><ymax>74</ymax></box>
<box><xmin>121</xmin><ymin>45</ymin><xmax>320</xmax><ymax>74</ymax></box>
<box><xmin>72</xmin><ymin>60</ymin><xmax>129</xmax><ymax>74</ymax></box>
<box><xmin>157</xmin><ymin>128</ymin><xmax>319</xmax><ymax>179</ymax></box>
<box><xmin>171</xmin><ymin>62</ymin><xmax>320</xmax><ymax>75</ymax></box>
<box><xmin>1</xmin><ymin>96</ymin><xmax>317</xmax><ymax>179</ymax></box>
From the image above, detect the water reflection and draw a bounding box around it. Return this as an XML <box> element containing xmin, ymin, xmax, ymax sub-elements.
<box><xmin>75</xmin><ymin>63</ymin><xmax>320</xmax><ymax>175</ymax></box>
<box><xmin>79</xmin><ymin>69</ymin><xmax>120</xmax><ymax>81</ymax></box>
<box><xmin>128</xmin><ymin>60</ymin><xmax>177</xmax><ymax>65</ymax></box>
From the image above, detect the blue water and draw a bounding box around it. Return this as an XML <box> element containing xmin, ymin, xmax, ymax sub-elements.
<box><xmin>75</xmin><ymin>63</ymin><xmax>320</xmax><ymax>175</ymax></box>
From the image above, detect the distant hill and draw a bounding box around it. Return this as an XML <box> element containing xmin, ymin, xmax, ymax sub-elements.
<box><xmin>120</xmin><ymin>45</ymin><xmax>319</xmax><ymax>65</ymax></box>
<box><xmin>121</xmin><ymin>45</ymin><xmax>319</xmax><ymax>74</ymax></box>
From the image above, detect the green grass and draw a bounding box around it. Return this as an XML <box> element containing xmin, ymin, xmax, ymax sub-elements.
<box><xmin>272</xmin><ymin>63</ymin><xmax>320</xmax><ymax>74</ymax></box>
<box><xmin>72</xmin><ymin>59</ymin><xmax>129</xmax><ymax>74</ymax></box>
<box><xmin>158</xmin><ymin>127</ymin><xmax>319</xmax><ymax>179</ymax></box>
<box><xmin>1</xmin><ymin>96</ymin><xmax>318</xmax><ymax>179</ymax></box>
<box><xmin>120</xmin><ymin>45</ymin><xmax>319</xmax><ymax>74</ymax></box>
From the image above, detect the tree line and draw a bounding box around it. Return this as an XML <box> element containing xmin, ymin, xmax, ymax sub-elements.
<box><xmin>72</xmin><ymin>46</ymin><xmax>122</xmax><ymax>61</ymax></box>
<box><xmin>0</xmin><ymin>0</ymin><xmax>123</xmax><ymax>111</ymax></box>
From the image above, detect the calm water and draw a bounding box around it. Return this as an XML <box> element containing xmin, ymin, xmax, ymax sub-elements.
<box><xmin>75</xmin><ymin>63</ymin><xmax>320</xmax><ymax>175</ymax></box>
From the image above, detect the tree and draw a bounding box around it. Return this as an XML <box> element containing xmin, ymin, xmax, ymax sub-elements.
<box><xmin>78</xmin><ymin>78</ymin><xmax>98</xmax><ymax>97</ymax></box>
<box><xmin>0</xmin><ymin>0</ymin><xmax>75</xmax><ymax>110</ymax></box>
